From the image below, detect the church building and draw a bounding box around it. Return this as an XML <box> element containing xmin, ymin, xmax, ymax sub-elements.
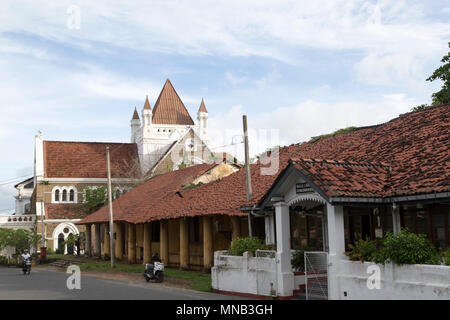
<box><xmin>30</xmin><ymin>79</ymin><xmax>221</xmax><ymax>253</ymax></box>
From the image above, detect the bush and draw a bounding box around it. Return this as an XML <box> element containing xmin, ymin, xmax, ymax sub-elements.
<box><xmin>291</xmin><ymin>246</ymin><xmax>312</xmax><ymax>271</ymax></box>
<box><xmin>345</xmin><ymin>239</ymin><xmax>379</xmax><ymax>262</ymax></box>
<box><xmin>228</xmin><ymin>237</ymin><xmax>269</xmax><ymax>256</ymax></box>
<box><xmin>442</xmin><ymin>248</ymin><xmax>450</xmax><ymax>266</ymax></box>
<box><xmin>374</xmin><ymin>230</ymin><xmax>440</xmax><ymax>265</ymax></box>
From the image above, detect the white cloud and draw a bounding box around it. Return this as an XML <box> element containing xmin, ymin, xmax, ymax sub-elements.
<box><xmin>208</xmin><ymin>94</ymin><xmax>417</xmax><ymax>161</ymax></box>
<box><xmin>225</xmin><ymin>72</ymin><xmax>247</xmax><ymax>86</ymax></box>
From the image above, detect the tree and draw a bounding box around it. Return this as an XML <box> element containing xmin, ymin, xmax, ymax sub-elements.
<box><xmin>0</xmin><ymin>228</ymin><xmax>41</xmax><ymax>255</ymax></box>
<box><xmin>413</xmin><ymin>43</ymin><xmax>450</xmax><ymax>110</ymax></box>
<box><xmin>78</xmin><ymin>186</ymin><xmax>108</xmax><ymax>214</ymax></box>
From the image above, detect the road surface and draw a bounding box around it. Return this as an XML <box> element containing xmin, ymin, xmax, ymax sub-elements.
<box><xmin>0</xmin><ymin>266</ymin><xmax>244</xmax><ymax>300</ymax></box>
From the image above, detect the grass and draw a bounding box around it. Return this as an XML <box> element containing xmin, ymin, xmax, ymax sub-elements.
<box><xmin>77</xmin><ymin>260</ymin><xmax>212</xmax><ymax>292</ymax></box>
<box><xmin>46</xmin><ymin>253</ymin><xmax>67</xmax><ymax>260</ymax></box>
<box><xmin>310</xmin><ymin>126</ymin><xmax>357</xmax><ymax>143</ymax></box>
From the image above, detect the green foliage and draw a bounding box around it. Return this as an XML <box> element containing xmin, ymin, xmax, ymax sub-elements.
<box><xmin>441</xmin><ymin>248</ymin><xmax>450</xmax><ymax>266</ymax></box>
<box><xmin>413</xmin><ymin>43</ymin><xmax>450</xmax><ymax>110</ymax></box>
<box><xmin>311</xmin><ymin>127</ymin><xmax>357</xmax><ymax>143</ymax></box>
<box><xmin>374</xmin><ymin>230</ymin><xmax>440</xmax><ymax>265</ymax></box>
<box><xmin>0</xmin><ymin>228</ymin><xmax>41</xmax><ymax>255</ymax></box>
<box><xmin>178</xmin><ymin>161</ymin><xmax>187</xmax><ymax>170</ymax></box>
<box><xmin>291</xmin><ymin>245</ymin><xmax>313</xmax><ymax>271</ymax></box>
<box><xmin>79</xmin><ymin>187</ymin><xmax>108</xmax><ymax>214</ymax></box>
<box><xmin>41</xmin><ymin>180</ymin><xmax>50</xmax><ymax>185</ymax></box>
<box><xmin>345</xmin><ymin>239</ymin><xmax>379</xmax><ymax>262</ymax></box>
<box><xmin>412</xmin><ymin>104</ymin><xmax>430</xmax><ymax>111</ymax></box>
<box><xmin>228</xmin><ymin>237</ymin><xmax>269</xmax><ymax>256</ymax></box>
<box><xmin>427</xmin><ymin>42</ymin><xmax>450</xmax><ymax>105</ymax></box>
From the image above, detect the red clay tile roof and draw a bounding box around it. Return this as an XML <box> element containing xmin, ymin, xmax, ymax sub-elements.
<box><xmin>198</xmin><ymin>99</ymin><xmax>208</xmax><ymax>113</ymax></box>
<box><xmin>289</xmin><ymin>103</ymin><xmax>450</xmax><ymax>198</ymax></box>
<box><xmin>44</xmin><ymin>141</ymin><xmax>140</xmax><ymax>178</ymax></box>
<box><xmin>291</xmin><ymin>159</ymin><xmax>391</xmax><ymax>198</ymax></box>
<box><xmin>78</xmin><ymin>163</ymin><xmax>220</xmax><ymax>224</ymax></box>
<box><xmin>152</xmin><ymin>79</ymin><xmax>194</xmax><ymax>125</ymax></box>
<box><xmin>79</xmin><ymin>103</ymin><xmax>450</xmax><ymax>224</ymax></box>
<box><xmin>46</xmin><ymin>204</ymin><xmax>90</xmax><ymax>220</ymax></box>
<box><xmin>132</xmin><ymin>107</ymin><xmax>140</xmax><ymax>120</ymax></box>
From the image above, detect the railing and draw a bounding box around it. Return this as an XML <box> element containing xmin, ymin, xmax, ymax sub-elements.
<box><xmin>0</xmin><ymin>214</ymin><xmax>36</xmax><ymax>225</ymax></box>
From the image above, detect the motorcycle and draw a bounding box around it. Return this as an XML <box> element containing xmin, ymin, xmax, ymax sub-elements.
<box><xmin>143</xmin><ymin>253</ymin><xmax>164</xmax><ymax>283</ymax></box>
<box><xmin>22</xmin><ymin>257</ymin><xmax>32</xmax><ymax>275</ymax></box>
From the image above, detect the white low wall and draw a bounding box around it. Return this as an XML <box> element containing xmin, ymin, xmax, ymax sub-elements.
<box><xmin>0</xmin><ymin>214</ymin><xmax>36</xmax><ymax>230</ymax></box>
<box><xmin>212</xmin><ymin>251</ymin><xmax>279</xmax><ymax>297</ymax></box>
<box><xmin>338</xmin><ymin>260</ymin><xmax>450</xmax><ymax>300</ymax></box>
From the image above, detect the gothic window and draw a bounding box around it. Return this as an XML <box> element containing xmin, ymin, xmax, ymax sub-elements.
<box><xmin>69</xmin><ymin>189</ymin><xmax>75</xmax><ymax>202</ymax></box>
<box><xmin>55</xmin><ymin>189</ymin><xmax>60</xmax><ymax>202</ymax></box>
<box><xmin>62</xmin><ymin>190</ymin><xmax>67</xmax><ymax>202</ymax></box>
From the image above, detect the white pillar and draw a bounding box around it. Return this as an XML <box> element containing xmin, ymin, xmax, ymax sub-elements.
<box><xmin>392</xmin><ymin>203</ymin><xmax>401</xmax><ymax>234</ymax></box>
<box><xmin>274</xmin><ymin>201</ymin><xmax>294</xmax><ymax>297</ymax></box>
<box><xmin>326</xmin><ymin>203</ymin><xmax>345</xmax><ymax>300</ymax></box>
<box><xmin>265</xmin><ymin>212</ymin><xmax>275</xmax><ymax>245</ymax></box>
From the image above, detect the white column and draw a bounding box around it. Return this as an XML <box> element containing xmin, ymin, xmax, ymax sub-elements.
<box><xmin>392</xmin><ymin>203</ymin><xmax>401</xmax><ymax>234</ymax></box>
<box><xmin>265</xmin><ymin>212</ymin><xmax>275</xmax><ymax>245</ymax></box>
<box><xmin>326</xmin><ymin>203</ymin><xmax>345</xmax><ymax>300</ymax></box>
<box><xmin>274</xmin><ymin>201</ymin><xmax>294</xmax><ymax>297</ymax></box>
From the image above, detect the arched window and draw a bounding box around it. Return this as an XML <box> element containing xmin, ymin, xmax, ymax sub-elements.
<box><xmin>115</xmin><ymin>189</ymin><xmax>121</xmax><ymax>199</ymax></box>
<box><xmin>69</xmin><ymin>189</ymin><xmax>75</xmax><ymax>202</ymax></box>
<box><xmin>62</xmin><ymin>190</ymin><xmax>67</xmax><ymax>202</ymax></box>
<box><xmin>55</xmin><ymin>189</ymin><xmax>60</xmax><ymax>202</ymax></box>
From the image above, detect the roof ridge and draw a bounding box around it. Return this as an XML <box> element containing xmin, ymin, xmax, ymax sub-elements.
<box><xmin>290</xmin><ymin>158</ymin><xmax>392</xmax><ymax>170</ymax></box>
<box><xmin>44</xmin><ymin>140</ymin><xmax>136</xmax><ymax>145</ymax></box>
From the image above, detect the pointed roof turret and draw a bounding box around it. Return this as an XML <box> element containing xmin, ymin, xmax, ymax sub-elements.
<box><xmin>143</xmin><ymin>95</ymin><xmax>152</xmax><ymax>111</ymax></box>
<box><xmin>152</xmin><ymin>79</ymin><xmax>194</xmax><ymax>125</ymax></box>
<box><xmin>132</xmin><ymin>107</ymin><xmax>140</xmax><ymax>120</ymax></box>
<box><xmin>198</xmin><ymin>98</ymin><xmax>208</xmax><ymax>113</ymax></box>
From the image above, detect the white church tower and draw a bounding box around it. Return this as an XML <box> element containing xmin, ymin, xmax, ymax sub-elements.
<box><xmin>197</xmin><ymin>98</ymin><xmax>209</xmax><ymax>144</ymax></box>
<box><xmin>130</xmin><ymin>79</ymin><xmax>210</xmax><ymax>174</ymax></box>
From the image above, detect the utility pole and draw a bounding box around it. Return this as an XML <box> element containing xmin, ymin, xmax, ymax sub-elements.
<box><xmin>106</xmin><ymin>147</ymin><xmax>115</xmax><ymax>268</ymax></box>
<box><xmin>243</xmin><ymin>115</ymin><xmax>253</xmax><ymax>237</ymax></box>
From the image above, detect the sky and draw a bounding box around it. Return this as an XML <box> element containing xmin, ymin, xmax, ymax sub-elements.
<box><xmin>0</xmin><ymin>0</ymin><xmax>449</xmax><ymax>213</ymax></box>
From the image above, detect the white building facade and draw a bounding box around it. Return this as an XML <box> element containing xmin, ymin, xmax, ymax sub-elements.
<box><xmin>131</xmin><ymin>79</ymin><xmax>209</xmax><ymax>173</ymax></box>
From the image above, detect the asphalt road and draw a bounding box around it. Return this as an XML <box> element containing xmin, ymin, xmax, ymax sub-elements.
<box><xmin>0</xmin><ymin>266</ymin><xmax>244</xmax><ymax>300</ymax></box>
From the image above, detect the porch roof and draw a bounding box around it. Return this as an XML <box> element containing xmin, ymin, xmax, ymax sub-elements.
<box><xmin>291</xmin><ymin>158</ymin><xmax>391</xmax><ymax>198</ymax></box>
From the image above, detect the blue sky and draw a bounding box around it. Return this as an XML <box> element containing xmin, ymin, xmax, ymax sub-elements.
<box><xmin>0</xmin><ymin>0</ymin><xmax>449</xmax><ymax>213</ymax></box>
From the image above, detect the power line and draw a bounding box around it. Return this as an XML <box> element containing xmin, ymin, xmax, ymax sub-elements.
<box><xmin>0</xmin><ymin>173</ymin><xmax>34</xmax><ymax>185</ymax></box>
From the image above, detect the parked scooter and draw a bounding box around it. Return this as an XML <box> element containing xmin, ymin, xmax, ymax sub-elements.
<box><xmin>143</xmin><ymin>253</ymin><xmax>164</xmax><ymax>282</ymax></box>
<box><xmin>22</xmin><ymin>257</ymin><xmax>32</xmax><ymax>275</ymax></box>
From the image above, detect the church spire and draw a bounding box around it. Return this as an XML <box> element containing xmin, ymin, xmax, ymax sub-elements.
<box><xmin>132</xmin><ymin>106</ymin><xmax>140</xmax><ymax>120</ymax></box>
<box><xmin>143</xmin><ymin>95</ymin><xmax>152</xmax><ymax>111</ymax></box>
<box><xmin>198</xmin><ymin>98</ymin><xmax>208</xmax><ymax>113</ymax></box>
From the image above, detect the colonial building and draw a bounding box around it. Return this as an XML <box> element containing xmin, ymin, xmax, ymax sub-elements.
<box><xmin>78</xmin><ymin>162</ymin><xmax>243</xmax><ymax>270</ymax></box>
<box><xmin>211</xmin><ymin>103</ymin><xmax>450</xmax><ymax>299</ymax></box>
<box><xmin>81</xmin><ymin>102</ymin><xmax>449</xmax><ymax>298</ymax></box>
<box><xmin>30</xmin><ymin>79</ymin><xmax>219</xmax><ymax>253</ymax></box>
